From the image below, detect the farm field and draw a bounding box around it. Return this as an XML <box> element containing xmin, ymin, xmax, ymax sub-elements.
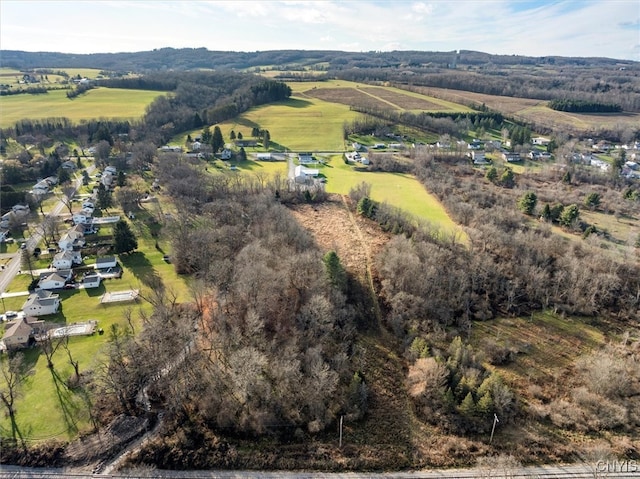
<box><xmin>216</xmin><ymin>96</ymin><xmax>359</xmax><ymax>151</ymax></box>
<box><xmin>417</xmin><ymin>86</ymin><xmax>640</xmax><ymax>132</ymax></box>
<box><xmin>0</xmin><ymin>87</ymin><xmax>165</xmax><ymax>127</ymax></box>
<box><xmin>321</xmin><ymin>155</ymin><xmax>465</xmax><ymax>239</ymax></box>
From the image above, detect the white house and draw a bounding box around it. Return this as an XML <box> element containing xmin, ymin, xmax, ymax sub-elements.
<box><xmin>532</xmin><ymin>137</ymin><xmax>550</xmax><ymax>146</ymax></box>
<box><xmin>53</xmin><ymin>250</ymin><xmax>82</xmax><ymax>269</ymax></box>
<box><xmin>36</xmin><ymin>272</ymin><xmax>67</xmax><ymax>291</ymax></box>
<box><xmin>82</xmin><ymin>273</ymin><xmax>102</xmax><ymax>289</ymax></box>
<box><xmin>11</xmin><ymin>204</ymin><xmax>30</xmax><ymax>214</ymax></box>
<box><xmin>22</xmin><ymin>290</ymin><xmax>60</xmax><ymax>317</ymax></box>
<box><xmin>73</xmin><ymin>211</ymin><xmax>92</xmax><ymax>225</ymax></box>
<box><xmin>95</xmin><ymin>256</ymin><xmax>117</xmax><ymax>269</ymax></box>
<box><xmin>0</xmin><ymin>212</ymin><xmax>13</xmax><ymax>229</ymax></box>
<box><xmin>32</xmin><ymin>180</ymin><xmax>50</xmax><ymax>195</ymax></box>
<box><xmin>220</xmin><ymin>149</ymin><xmax>232</xmax><ymax>160</ymax></box>
<box><xmin>105</xmin><ymin>166</ymin><xmax>117</xmax><ymax>175</ymax></box>
<box><xmin>58</xmin><ymin>227</ymin><xmax>85</xmax><ymax>251</ymax></box>
<box><xmin>256</xmin><ymin>153</ymin><xmax>272</xmax><ymax>161</ymax></box>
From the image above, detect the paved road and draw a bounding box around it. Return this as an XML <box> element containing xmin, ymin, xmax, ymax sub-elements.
<box><xmin>0</xmin><ymin>167</ymin><xmax>94</xmax><ymax>296</ymax></box>
<box><xmin>0</xmin><ymin>462</ymin><xmax>638</xmax><ymax>478</ymax></box>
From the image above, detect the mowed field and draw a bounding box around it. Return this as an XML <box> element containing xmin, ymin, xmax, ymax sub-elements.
<box><xmin>0</xmin><ymin>87</ymin><xmax>165</xmax><ymax>127</ymax></box>
<box><xmin>417</xmin><ymin>86</ymin><xmax>640</xmax><ymax>132</ymax></box>
<box><xmin>213</xmin><ymin>80</ymin><xmax>470</xmax><ymax>151</ymax></box>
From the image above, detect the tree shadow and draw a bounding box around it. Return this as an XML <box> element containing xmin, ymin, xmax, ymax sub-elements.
<box><xmin>283</xmin><ymin>98</ymin><xmax>313</xmax><ymax>109</ymax></box>
<box><xmin>85</xmin><ymin>282</ymin><xmax>107</xmax><ymax>298</ymax></box>
<box><xmin>48</xmin><ymin>365</ymin><xmax>80</xmax><ymax>436</ymax></box>
<box><xmin>119</xmin><ymin>252</ymin><xmax>162</xmax><ymax>288</ymax></box>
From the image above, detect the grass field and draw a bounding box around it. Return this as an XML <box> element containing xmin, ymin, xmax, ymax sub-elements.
<box><xmin>321</xmin><ymin>155</ymin><xmax>465</xmax><ymax>238</ymax></box>
<box><xmin>0</xmin><ymin>87</ymin><xmax>165</xmax><ymax>127</ymax></box>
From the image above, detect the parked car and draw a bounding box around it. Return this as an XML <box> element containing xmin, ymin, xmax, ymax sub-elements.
<box><xmin>4</xmin><ymin>311</ymin><xmax>18</xmax><ymax>319</ymax></box>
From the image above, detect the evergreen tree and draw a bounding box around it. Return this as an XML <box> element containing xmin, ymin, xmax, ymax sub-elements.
<box><xmin>237</xmin><ymin>132</ymin><xmax>243</xmax><ymax>140</ymax></box>
<box><xmin>117</xmin><ymin>171</ymin><xmax>126</xmax><ymax>187</ymax></box>
<box><xmin>262</xmin><ymin>130</ymin><xmax>271</xmax><ymax>149</ymax></box>
<box><xmin>517</xmin><ymin>191</ymin><xmax>537</xmax><ymax>215</ymax></box>
<box><xmin>485</xmin><ymin>166</ymin><xmax>498</xmax><ymax>183</ymax></box>
<box><xmin>559</xmin><ymin>204</ymin><xmax>580</xmax><ymax>228</ymax></box>
<box><xmin>541</xmin><ymin>203</ymin><xmax>551</xmax><ymax>221</ymax></box>
<box><xmin>201</xmin><ymin>126</ymin><xmax>212</xmax><ymax>144</ymax></box>
<box><xmin>458</xmin><ymin>392</ymin><xmax>477</xmax><ymax>417</ymax></box>
<box><xmin>584</xmin><ymin>192</ymin><xmax>601</xmax><ymax>210</ymax></box>
<box><xmin>211</xmin><ymin>126</ymin><xmax>224</xmax><ymax>153</ymax></box>
<box><xmin>477</xmin><ymin>391</ymin><xmax>493</xmax><ymax>415</ymax></box>
<box><xmin>500</xmin><ymin>168</ymin><xmax>515</xmax><ymax>188</ymax></box>
<box><xmin>97</xmin><ymin>183</ymin><xmax>113</xmax><ymax>209</ymax></box>
<box><xmin>562</xmin><ymin>170</ymin><xmax>571</xmax><ymax>184</ymax></box>
<box><xmin>229</xmin><ymin>130</ymin><xmax>236</xmax><ymax>140</ymax></box>
<box><xmin>238</xmin><ymin>147</ymin><xmax>247</xmax><ymax>162</ymax></box>
<box><xmin>113</xmin><ymin>220</ymin><xmax>138</xmax><ymax>254</ymax></box>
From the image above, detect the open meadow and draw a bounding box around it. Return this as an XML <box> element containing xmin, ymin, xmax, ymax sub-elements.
<box><xmin>0</xmin><ymin>87</ymin><xmax>165</xmax><ymax>127</ymax></box>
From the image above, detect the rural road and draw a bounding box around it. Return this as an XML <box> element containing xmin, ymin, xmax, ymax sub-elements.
<box><xmin>0</xmin><ymin>166</ymin><xmax>94</xmax><ymax>296</ymax></box>
<box><xmin>0</xmin><ymin>462</ymin><xmax>638</xmax><ymax>478</ymax></box>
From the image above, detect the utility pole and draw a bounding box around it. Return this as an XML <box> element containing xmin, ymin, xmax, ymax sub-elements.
<box><xmin>339</xmin><ymin>415</ymin><xmax>343</xmax><ymax>448</ymax></box>
<box><xmin>490</xmin><ymin>413</ymin><xmax>499</xmax><ymax>444</ymax></box>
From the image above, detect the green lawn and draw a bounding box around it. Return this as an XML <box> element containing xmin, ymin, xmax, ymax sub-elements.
<box><xmin>217</xmin><ymin>96</ymin><xmax>359</xmax><ymax>151</ymax></box>
<box><xmin>0</xmin><ymin>87</ymin><xmax>165</xmax><ymax>127</ymax></box>
<box><xmin>0</xmin><ymin>195</ymin><xmax>191</xmax><ymax>441</ymax></box>
<box><xmin>322</xmin><ymin>155</ymin><xmax>465</xmax><ymax>239</ymax></box>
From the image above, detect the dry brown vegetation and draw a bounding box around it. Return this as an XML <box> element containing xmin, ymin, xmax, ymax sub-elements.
<box><xmin>304</xmin><ymin>87</ymin><xmax>400</xmax><ymax>111</ymax></box>
<box><xmin>359</xmin><ymin>87</ymin><xmax>447</xmax><ymax>111</ymax></box>
<box><xmin>414</xmin><ymin>86</ymin><xmax>640</xmax><ymax>134</ymax></box>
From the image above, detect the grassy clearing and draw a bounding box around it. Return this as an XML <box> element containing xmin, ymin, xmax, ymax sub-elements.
<box><xmin>581</xmin><ymin>209</ymin><xmax>640</xmax><ymax>248</ymax></box>
<box><xmin>216</xmin><ymin>96</ymin><xmax>360</xmax><ymax>151</ymax></box>
<box><xmin>470</xmin><ymin>311</ymin><xmax>606</xmax><ymax>393</ymax></box>
<box><xmin>321</xmin><ymin>155</ymin><xmax>464</xmax><ymax>238</ymax></box>
<box><xmin>0</xmin><ymin>87</ymin><xmax>165</xmax><ymax>127</ymax></box>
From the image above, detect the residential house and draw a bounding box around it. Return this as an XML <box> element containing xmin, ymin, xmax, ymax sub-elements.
<box><xmin>470</xmin><ymin>151</ymin><xmax>489</xmax><ymax>165</ymax></box>
<box><xmin>191</xmin><ymin>141</ymin><xmax>202</xmax><ymax>151</ymax></box>
<box><xmin>95</xmin><ymin>256</ymin><xmax>117</xmax><ymax>269</ymax></box>
<box><xmin>0</xmin><ymin>212</ymin><xmax>13</xmax><ymax>229</ymax></box>
<box><xmin>234</xmin><ymin>139</ymin><xmax>257</xmax><ymax>148</ymax></box>
<box><xmin>36</xmin><ymin>272</ymin><xmax>67</xmax><ymax>291</ymax></box>
<box><xmin>502</xmin><ymin>151</ymin><xmax>522</xmax><ymax>162</ymax></box>
<box><xmin>2</xmin><ymin>317</ymin><xmax>34</xmax><ymax>350</ymax></box>
<box><xmin>388</xmin><ymin>143</ymin><xmax>404</xmax><ymax>150</ymax></box>
<box><xmin>256</xmin><ymin>153</ymin><xmax>272</xmax><ymax>161</ymax></box>
<box><xmin>298</xmin><ymin>153</ymin><xmax>315</xmax><ymax>164</ymax></box>
<box><xmin>11</xmin><ymin>204</ymin><xmax>30</xmax><ymax>214</ymax></box>
<box><xmin>72</xmin><ymin>211</ymin><xmax>92</xmax><ymax>225</ymax></box>
<box><xmin>0</xmin><ymin>229</ymin><xmax>10</xmax><ymax>242</ymax></box>
<box><xmin>22</xmin><ymin>290</ymin><xmax>60</xmax><ymax>317</ymax></box>
<box><xmin>101</xmin><ymin>172</ymin><xmax>115</xmax><ymax>188</ymax></box>
<box><xmin>53</xmin><ymin>250</ymin><xmax>82</xmax><ymax>269</ymax></box>
<box><xmin>532</xmin><ymin>137</ymin><xmax>550</xmax><ymax>146</ymax></box>
<box><xmin>61</xmin><ymin>160</ymin><xmax>77</xmax><ymax>170</ymax></box>
<box><xmin>220</xmin><ymin>149</ymin><xmax>232</xmax><ymax>160</ymax></box>
<box><xmin>32</xmin><ymin>180</ymin><xmax>50</xmax><ymax>195</ymax></box>
<box><xmin>58</xmin><ymin>227</ymin><xmax>85</xmax><ymax>251</ymax></box>
<box><xmin>105</xmin><ymin>166</ymin><xmax>117</xmax><ymax>175</ymax></box>
<box><xmin>82</xmin><ymin>273</ymin><xmax>102</xmax><ymax>289</ymax></box>
<box><xmin>44</xmin><ymin>176</ymin><xmax>58</xmax><ymax>187</ymax></box>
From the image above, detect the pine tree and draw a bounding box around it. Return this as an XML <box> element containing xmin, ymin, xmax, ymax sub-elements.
<box><xmin>477</xmin><ymin>391</ymin><xmax>493</xmax><ymax>415</ymax></box>
<box><xmin>485</xmin><ymin>166</ymin><xmax>498</xmax><ymax>183</ymax></box>
<box><xmin>458</xmin><ymin>392</ymin><xmax>477</xmax><ymax>417</ymax></box>
<box><xmin>113</xmin><ymin>220</ymin><xmax>138</xmax><ymax>254</ymax></box>
<box><xmin>211</xmin><ymin>126</ymin><xmax>224</xmax><ymax>153</ymax></box>
<box><xmin>517</xmin><ymin>191</ymin><xmax>537</xmax><ymax>215</ymax></box>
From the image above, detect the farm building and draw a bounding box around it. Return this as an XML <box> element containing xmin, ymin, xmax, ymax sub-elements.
<box><xmin>502</xmin><ymin>151</ymin><xmax>522</xmax><ymax>162</ymax></box>
<box><xmin>294</xmin><ymin>165</ymin><xmax>320</xmax><ymax>183</ymax></box>
<box><xmin>256</xmin><ymin>153</ymin><xmax>272</xmax><ymax>161</ymax></box>
<box><xmin>298</xmin><ymin>153</ymin><xmax>315</xmax><ymax>164</ymax></box>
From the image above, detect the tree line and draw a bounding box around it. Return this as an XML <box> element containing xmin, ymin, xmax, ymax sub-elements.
<box><xmin>548</xmin><ymin>99</ymin><xmax>622</xmax><ymax>113</ymax></box>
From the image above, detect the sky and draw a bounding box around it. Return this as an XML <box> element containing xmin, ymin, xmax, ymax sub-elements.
<box><xmin>1</xmin><ymin>0</ymin><xmax>639</xmax><ymax>61</ymax></box>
